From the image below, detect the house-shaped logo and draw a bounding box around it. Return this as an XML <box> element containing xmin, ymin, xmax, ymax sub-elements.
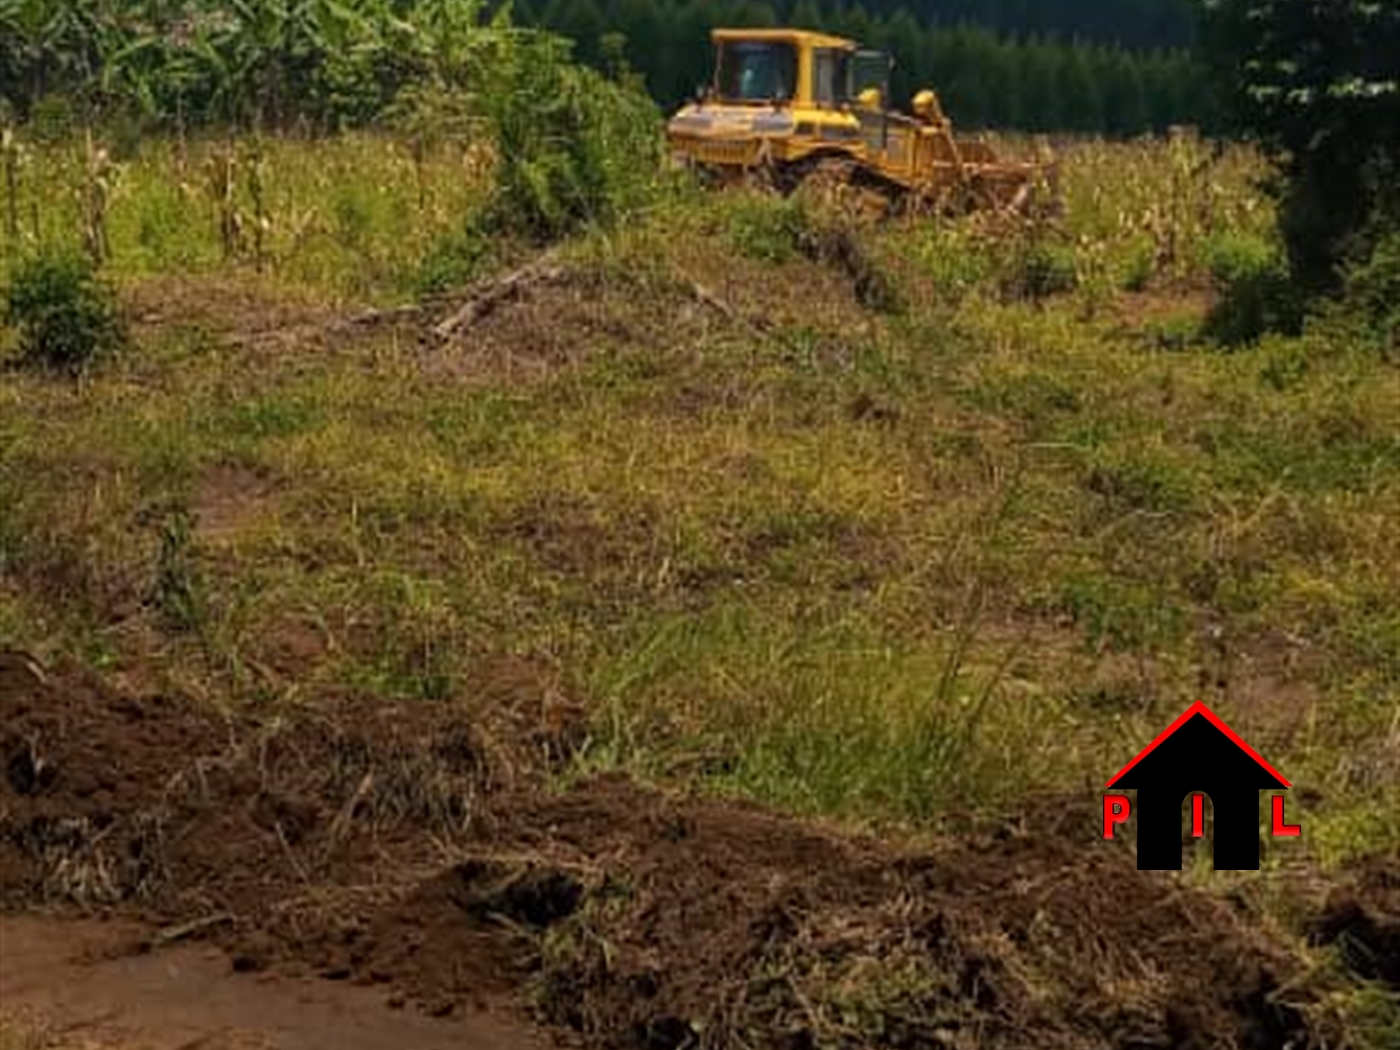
<box><xmin>1103</xmin><ymin>701</ymin><xmax>1300</xmax><ymax>870</ymax></box>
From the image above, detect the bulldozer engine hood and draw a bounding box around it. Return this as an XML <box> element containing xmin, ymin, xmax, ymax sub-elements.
<box><xmin>668</xmin><ymin>105</ymin><xmax>795</xmax><ymax>138</ymax></box>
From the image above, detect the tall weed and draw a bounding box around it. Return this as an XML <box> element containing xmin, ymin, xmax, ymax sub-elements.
<box><xmin>470</xmin><ymin>32</ymin><xmax>662</xmax><ymax>239</ymax></box>
<box><xmin>2</xmin><ymin>250</ymin><xmax>125</xmax><ymax>372</ymax></box>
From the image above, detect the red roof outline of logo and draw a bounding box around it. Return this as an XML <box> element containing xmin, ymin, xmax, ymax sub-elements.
<box><xmin>1105</xmin><ymin>700</ymin><xmax>1291</xmax><ymax>789</ymax></box>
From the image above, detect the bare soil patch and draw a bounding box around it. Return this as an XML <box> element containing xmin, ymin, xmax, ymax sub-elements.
<box><xmin>423</xmin><ymin>267</ymin><xmax>723</xmax><ymax>384</ymax></box>
<box><xmin>124</xmin><ymin>252</ymin><xmax>879</xmax><ymax>394</ymax></box>
<box><xmin>193</xmin><ymin>464</ymin><xmax>281</xmax><ymax>545</ymax></box>
<box><xmin>124</xmin><ymin>276</ymin><xmax>340</xmax><ymax>347</ymax></box>
<box><xmin>0</xmin><ymin>649</ymin><xmax>1364</xmax><ymax>1050</ymax></box>
<box><xmin>0</xmin><ymin>915</ymin><xmax>553</xmax><ymax>1050</ymax></box>
<box><xmin>122</xmin><ymin>274</ymin><xmax>428</xmax><ymax>368</ymax></box>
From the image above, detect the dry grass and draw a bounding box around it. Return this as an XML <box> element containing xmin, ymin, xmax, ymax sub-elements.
<box><xmin>1</xmin><ymin>132</ymin><xmax>1397</xmax><ymax>1048</ymax></box>
<box><xmin>0</xmin><ymin>135</ymin><xmax>1395</xmax><ymax>865</ymax></box>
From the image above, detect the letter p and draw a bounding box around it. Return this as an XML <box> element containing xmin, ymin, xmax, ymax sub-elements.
<box><xmin>1103</xmin><ymin>794</ymin><xmax>1131</xmax><ymax>839</ymax></box>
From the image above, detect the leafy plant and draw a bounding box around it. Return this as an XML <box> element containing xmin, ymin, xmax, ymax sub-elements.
<box><xmin>2</xmin><ymin>250</ymin><xmax>126</xmax><ymax>372</ymax></box>
<box><xmin>472</xmin><ymin>31</ymin><xmax>662</xmax><ymax>239</ymax></box>
<box><xmin>387</xmin><ymin>16</ymin><xmax>662</xmax><ymax>241</ymax></box>
<box><xmin>152</xmin><ymin>504</ymin><xmax>204</xmax><ymax>633</ymax></box>
<box><xmin>1198</xmin><ymin>0</ymin><xmax>1400</xmax><ymax>294</ymax></box>
<box><xmin>1201</xmin><ymin>232</ymin><xmax>1300</xmax><ymax>346</ymax></box>
<box><xmin>1004</xmin><ymin>238</ymin><xmax>1078</xmax><ymax>301</ymax></box>
<box><xmin>411</xmin><ymin>221</ymin><xmax>493</xmax><ymax>295</ymax></box>
<box><xmin>725</xmin><ymin>194</ymin><xmax>810</xmax><ymax>263</ymax></box>
<box><xmin>1204</xmin><ymin>231</ymin><xmax>1277</xmax><ymax>288</ymax></box>
<box><xmin>1347</xmin><ymin>230</ymin><xmax>1400</xmax><ymax>347</ymax></box>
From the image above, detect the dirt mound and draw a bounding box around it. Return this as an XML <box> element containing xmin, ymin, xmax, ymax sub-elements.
<box><xmin>425</xmin><ymin>265</ymin><xmax>723</xmax><ymax>384</ymax></box>
<box><xmin>491</xmin><ymin>779</ymin><xmax>1305</xmax><ymax>1050</ymax></box>
<box><xmin>1311</xmin><ymin>854</ymin><xmax>1400</xmax><ymax>989</ymax></box>
<box><xmin>0</xmin><ymin>650</ymin><xmax>226</xmax><ymax>906</ymax></box>
<box><xmin>1</xmin><ymin>652</ymin><xmax>1321</xmax><ymax>1049</ymax></box>
<box><xmin>0</xmin><ymin>649</ymin><xmax>563</xmax><ymax>912</ymax></box>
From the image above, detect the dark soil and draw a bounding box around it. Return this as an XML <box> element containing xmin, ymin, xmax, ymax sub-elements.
<box><xmin>0</xmin><ymin>648</ymin><xmax>1354</xmax><ymax>1049</ymax></box>
<box><xmin>1311</xmin><ymin>854</ymin><xmax>1400</xmax><ymax>990</ymax></box>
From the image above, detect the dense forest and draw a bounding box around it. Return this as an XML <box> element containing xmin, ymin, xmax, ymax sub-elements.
<box><xmin>839</xmin><ymin>0</ymin><xmax>1195</xmax><ymax>48</ymax></box>
<box><xmin>517</xmin><ymin>0</ymin><xmax>1211</xmax><ymax>130</ymax></box>
<box><xmin>0</xmin><ymin>0</ymin><xmax>1212</xmax><ymax>136</ymax></box>
<box><xmin>527</xmin><ymin>0</ymin><xmax>1200</xmax><ymax>50</ymax></box>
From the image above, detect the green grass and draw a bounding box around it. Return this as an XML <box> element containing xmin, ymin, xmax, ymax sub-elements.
<box><xmin>1</xmin><ymin>134</ymin><xmax>1397</xmax><ymax>879</ymax></box>
<box><xmin>0</xmin><ymin>133</ymin><xmax>494</xmax><ymax>301</ymax></box>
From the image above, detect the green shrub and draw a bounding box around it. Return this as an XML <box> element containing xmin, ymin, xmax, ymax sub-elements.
<box><xmin>26</xmin><ymin>95</ymin><xmax>78</xmax><ymax>144</ymax></box>
<box><xmin>1201</xmin><ymin>233</ymin><xmax>1301</xmax><ymax>346</ymax></box>
<box><xmin>1004</xmin><ymin>239</ymin><xmax>1078</xmax><ymax>301</ymax></box>
<box><xmin>1347</xmin><ymin>229</ymin><xmax>1400</xmax><ymax>346</ymax></box>
<box><xmin>1205</xmin><ymin>232</ymin><xmax>1278</xmax><ymax>287</ymax></box>
<box><xmin>410</xmin><ymin>223</ymin><xmax>494</xmax><ymax>296</ymax></box>
<box><xmin>3</xmin><ymin>252</ymin><xmax>126</xmax><ymax>372</ymax></box>
<box><xmin>478</xmin><ymin>33</ymin><xmax>663</xmax><ymax>240</ymax></box>
<box><xmin>1121</xmin><ymin>240</ymin><xmax>1155</xmax><ymax>292</ymax></box>
<box><xmin>725</xmin><ymin>195</ymin><xmax>811</xmax><ymax>263</ymax></box>
<box><xmin>152</xmin><ymin>505</ymin><xmax>204</xmax><ymax>633</ymax></box>
<box><xmin>908</xmin><ymin>226</ymin><xmax>996</xmax><ymax>299</ymax></box>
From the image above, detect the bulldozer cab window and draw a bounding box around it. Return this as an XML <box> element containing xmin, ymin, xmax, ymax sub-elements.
<box><xmin>716</xmin><ymin>41</ymin><xmax>798</xmax><ymax>103</ymax></box>
<box><xmin>851</xmin><ymin>49</ymin><xmax>891</xmax><ymax>102</ymax></box>
<box><xmin>812</xmin><ymin>48</ymin><xmax>850</xmax><ymax>105</ymax></box>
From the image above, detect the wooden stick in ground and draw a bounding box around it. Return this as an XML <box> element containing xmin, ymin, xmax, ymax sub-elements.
<box><xmin>433</xmin><ymin>259</ymin><xmax>566</xmax><ymax>340</ymax></box>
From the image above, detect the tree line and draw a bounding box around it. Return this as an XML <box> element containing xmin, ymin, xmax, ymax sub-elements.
<box><xmin>861</xmin><ymin>0</ymin><xmax>1195</xmax><ymax>50</ymax></box>
<box><xmin>0</xmin><ymin>0</ymin><xmax>1209</xmax><ymax>136</ymax></box>
<box><xmin>518</xmin><ymin>0</ymin><xmax>1212</xmax><ymax>132</ymax></box>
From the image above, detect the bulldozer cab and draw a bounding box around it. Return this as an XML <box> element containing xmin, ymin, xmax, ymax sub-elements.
<box><xmin>702</xmin><ymin>30</ymin><xmax>903</xmax><ymax>165</ymax></box>
<box><xmin>707</xmin><ymin>29</ymin><xmax>859</xmax><ymax>108</ymax></box>
<box><xmin>850</xmin><ymin>49</ymin><xmax>892</xmax><ymax>109</ymax></box>
<box><xmin>849</xmin><ymin>49</ymin><xmax>895</xmax><ymax>158</ymax></box>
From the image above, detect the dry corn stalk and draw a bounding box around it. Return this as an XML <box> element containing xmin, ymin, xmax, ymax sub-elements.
<box><xmin>82</xmin><ymin>129</ymin><xmax>116</xmax><ymax>266</ymax></box>
<box><xmin>2</xmin><ymin>125</ymin><xmax>21</xmax><ymax>245</ymax></box>
<box><xmin>247</xmin><ymin>137</ymin><xmax>271</xmax><ymax>273</ymax></box>
<box><xmin>207</xmin><ymin>142</ymin><xmax>243</xmax><ymax>260</ymax></box>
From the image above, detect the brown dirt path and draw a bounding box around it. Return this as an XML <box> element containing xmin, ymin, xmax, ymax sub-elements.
<box><xmin>0</xmin><ymin>915</ymin><xmax>558</xmax><ymax>1050</ymax></box>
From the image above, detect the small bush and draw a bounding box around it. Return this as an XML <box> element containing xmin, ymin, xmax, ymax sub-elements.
<box><xmin>151</xmin><ymin>506</ymin><xmax>204</xmax><ymax>633</ymax></box>
<box><xmin>3</xmin><ymin>252</ymin><xmax>126</xmax><ymax>372</ymax></box>
<box><xmin>1347</xmin><ymin>230</ymin><xmax>1400</xmax><ymax>347</ymax></box>
<box><xmin>725</xmin><ymin>195</ymin><xmax>810</xmax><ymax>263</ymax></box>
<box><xmin>411</xmin><ymin>223</ymin><xmax>494</xmax><ymax>296</ymax></box>
<box><xmin>26</xmin><ymin>95</ymin><xmax>78</xmax><ymax>144</ymax></box>
<box><xmin>908</xmin><ymin>226</ymin><xmax>996</xmax><ymax>299</ymax></box>
<box><xmin>1205</xmin><ymin>232</ymin><xmax>1278</xmax><ymax>287</ymax></box>
<box><xmin>1121</xmin><ymin>240</ymin><xmax>1155</xmax><ymax>292</ymax></box>
<box><xmin>1004</xmin><ymin>239</ymin><xmax>1078</xmax><ymax>301</ymax></box>
<box><xmin>478</xmin><ymin>34</ymin><xmax>663</xmax><ymax>240</ymax></box>
<box><xmin>1201</xmin><ymin>233</ymin><xmax>1301</xmax><ymax>346</ymax></box>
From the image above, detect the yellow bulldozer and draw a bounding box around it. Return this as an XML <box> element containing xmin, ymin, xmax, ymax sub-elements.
<box><xmin>667</xmin><ymin>28</ymin><xmax>1050</xmax><ymax>213</ymax></box>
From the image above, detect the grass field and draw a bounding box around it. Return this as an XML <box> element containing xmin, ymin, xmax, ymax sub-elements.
<box><xmin>2</xmin><ymin>129</ymin><xmax>1398</xmax><ymax>1047</ymax></box>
